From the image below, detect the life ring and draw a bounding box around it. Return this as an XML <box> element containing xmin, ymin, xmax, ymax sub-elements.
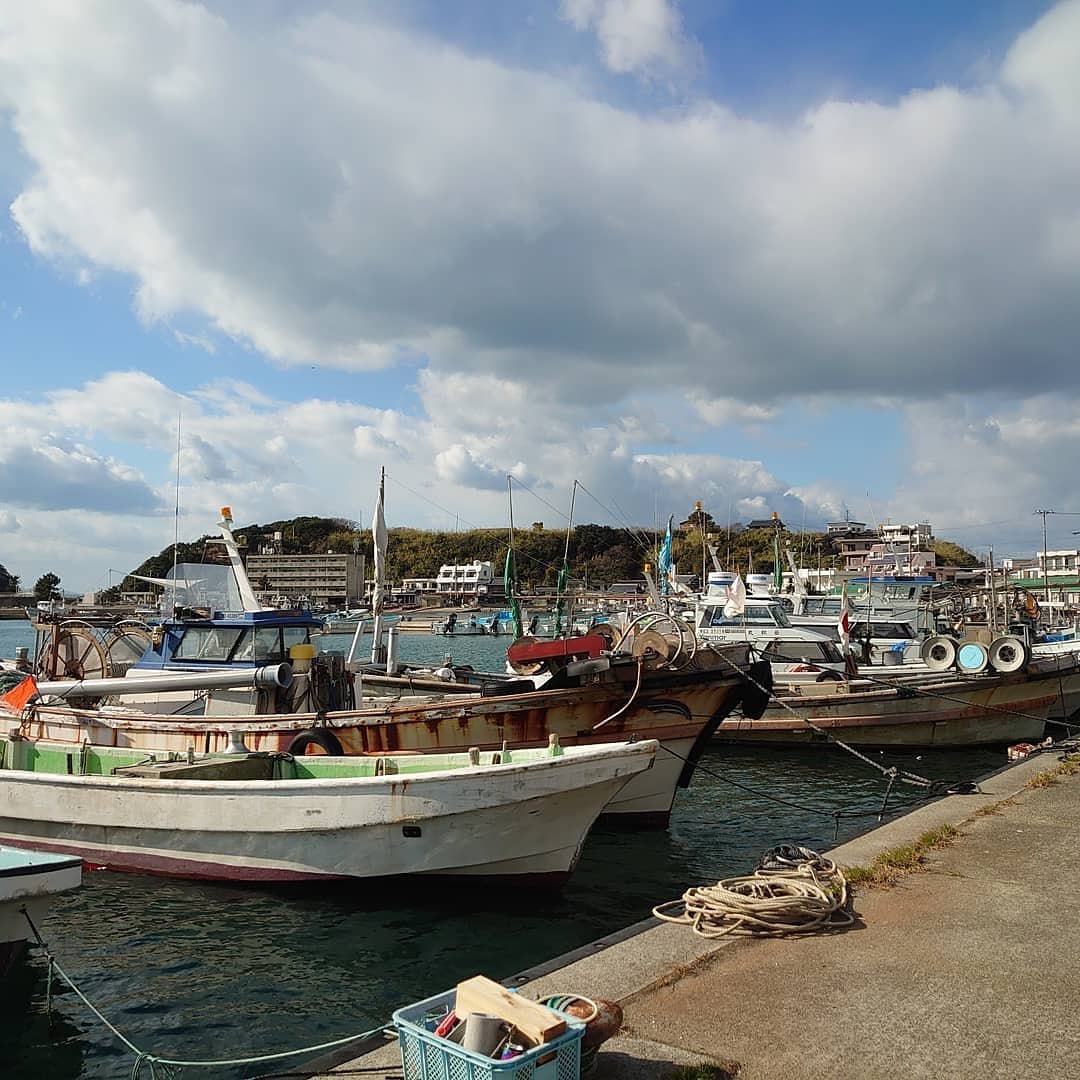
<box><xmin>288</xmin><ymin>729</ymin><xmax>343</xmax><ymax>756</ymax></box>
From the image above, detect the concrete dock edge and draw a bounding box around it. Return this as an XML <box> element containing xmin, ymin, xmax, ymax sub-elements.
<box><xmin>310</xmin><ymin>744</ymin><xmax>1078</xmax><ymax>1079</ymax></box>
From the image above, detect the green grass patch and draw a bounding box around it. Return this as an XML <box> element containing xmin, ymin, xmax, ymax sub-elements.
<box><xmin>667</xmin><ymin>1063</ymin><xmax>741</xmax><ymax>1080</ymax></box>
<box><xmin>973</xmin><ymin>797</ymin><xmax>1015</xmax><ymax>817</ymax></box>
<box><xmin>843</xmin><ymin>824</ymin><xmax>959</xmax><ymax>887</ymax></box>
<box><xmin>1026</xmin><ymin>754</ymin><xmax>1080</xmax><ymax>789</ymax></box>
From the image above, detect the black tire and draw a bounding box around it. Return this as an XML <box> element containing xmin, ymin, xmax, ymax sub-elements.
<box><xmin>288</xmin><ymin>729</ymin><xmax>343</xmax><ymax>756</ymax></box>
<box><xmin>815</xmin><ymin>669</ymin><xmax>845</xmax><ymax>682</ymax></box>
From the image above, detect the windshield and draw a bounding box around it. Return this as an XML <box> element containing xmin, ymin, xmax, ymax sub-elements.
<box><xmin>173</xmin><ymin>626</ymin><xmax>245</xmax><ymax>662</ymax></box>
<box><xmin>165</xmin><ymin>562</ymin><xmax>244</xmax><ymax>613</ymax></box>
<box><xmin>763</xmin><ymin>640</ymin><xmax>844</xmax><ymax>663</ymax></box>
<box><xmin>701</xmin><ymin>604</ymin><xmax>791</xmax><ymax>627</ymax></box>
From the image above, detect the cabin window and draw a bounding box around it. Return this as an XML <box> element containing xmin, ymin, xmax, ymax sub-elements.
<box><xmin>762</xmin><ymin>640</ymin><xmax>843</xmax><ymax>663</ymax></box>
<box><xmin>173</xmin><ymin>627</ymin><xmax>244</xmax><ymax>661</ymax></box>
<box><xmin>233</xmin><ymin>627</ymin><xmax>285</xmax><ymax>662</ymax></box>
<box><xmin>283</xmin><ymin>627</ymin><xmax>310</xmax><ymax>652</ymax></box>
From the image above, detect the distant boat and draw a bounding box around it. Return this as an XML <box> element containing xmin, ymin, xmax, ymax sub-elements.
<box><xmin>0</xmin><ymin>740</ymin><xmax>656</xmax><ymax>886</ymax></box>
<box><xmin>430</xmin><ymin>612</ymin><xmax>504</xmax><ymax>636</ymax></box>
<box><xmin>1</xmin><ymin>845</ymin><xmax>81</xmax><ymax>974</ymax></box>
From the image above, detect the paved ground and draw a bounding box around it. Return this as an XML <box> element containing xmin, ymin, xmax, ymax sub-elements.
<box><xmin>313</xmin><ymin>747</ymin><xmax>1080</xmax><ymax>1080</ymax></box>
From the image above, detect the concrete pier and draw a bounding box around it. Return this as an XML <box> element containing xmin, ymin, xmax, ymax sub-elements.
<box><xmin>312</xmin><ymin>747</ymin><xmax>1080</xmax><ymax>1080</ymax></box>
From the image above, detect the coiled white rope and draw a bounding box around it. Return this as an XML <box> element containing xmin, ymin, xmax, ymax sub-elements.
<box><xmin>652</xmin><ymin>847</ymin><xmax>854</xmax><ymax>938</ymax></box>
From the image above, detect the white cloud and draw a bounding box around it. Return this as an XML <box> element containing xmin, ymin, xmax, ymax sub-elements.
<box><xmin>0</xmin><ymin>1</ymin><xmax>1076</xmax><ymax>414</ymax></box>
<box><xmin>1</xmin><ymin>4</ymin><xmax>1079</xmax><ymax>578</ymax></box>
<box><xmin>559</xmin><ymin>0</ymin><xmax>696</xmax><ymax>78</ymax></box>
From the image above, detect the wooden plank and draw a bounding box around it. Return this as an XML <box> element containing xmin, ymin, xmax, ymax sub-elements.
<box><xmin>454</xmin><ymin>975</ymin><xmax>566</xmax><ymax>1046</ymax></box>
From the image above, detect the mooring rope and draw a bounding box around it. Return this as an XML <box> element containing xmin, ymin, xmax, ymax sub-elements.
<box><xmin>653</xmin><ymin>846</ymin><xmax>854</xmax><ymax>938</ymax></box>
<box><xmin>655</xmin><ymin>743</ymin><xmax>977</xmax><ymax>839</ymax></box>
<box><xmin>22</xmin><ymin>910</ymin><xmax>394</xmax><ymax>1079</ymax></box>
<box><xmin>850</xmin><ymin>659</ymin><xmax>1080</xmax><ymax>735</ymax></box>
<box><xmin>712</xmin><ymin>650</ymin><xmax>938</xmax><ymax>789</ymax></box>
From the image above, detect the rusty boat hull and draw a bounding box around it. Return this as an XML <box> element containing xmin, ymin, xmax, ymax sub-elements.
<box><xmin>10</xmin><ymin>646</ymin><xmax>765</xmax><ymax>827</ymax></box>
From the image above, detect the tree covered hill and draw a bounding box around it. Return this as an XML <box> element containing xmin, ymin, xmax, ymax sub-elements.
<box><xmin>110</xmin><ymin>512</ymin><xmax>981</xmax><ymax>596</ymax></box>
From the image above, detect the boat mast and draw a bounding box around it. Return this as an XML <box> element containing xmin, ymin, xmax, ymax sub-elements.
<box><xmin>553</xmin><ymin>480</ymin><xmax>577</xmax><ymax>637</ymax></box>
<box><xmin>171</xmin><ymin>412</ymin><xmax>182</xmax><ymax>616</ymax></box>
<box><xmin>370</xmin><ymin>466</ymin><xmax>388</xmax><ymax>664</ymax></box>
<box><xmin>505</xmin><ymin>476</ymin><xmax>524</xmax><ymax>639</ymax></box>
<box><xmin>217</xmin><ymin>507</ymin><xmax>262</xmax><ymax>612</ymax></box>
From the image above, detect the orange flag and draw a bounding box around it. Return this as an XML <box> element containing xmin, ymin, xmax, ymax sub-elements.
<box><xmin>0</xmin><ymin>674</ymin><xmax>38</xmax><ymax>712</ymax></box>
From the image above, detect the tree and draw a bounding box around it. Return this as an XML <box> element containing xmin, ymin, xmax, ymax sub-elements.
<box><xmin>682</xmin><ymin>504</ymin><xmax>717</xmax><ymax>531</ymax></box>
<box><xmin>34</xmin><ymin>571</ymin><xmax>61</xmax><ymax>600</ymax></box>
<box><xmin>931</xmin><ymin>541</ymin><xmax>979</xmax><ymax>568</ymax></box>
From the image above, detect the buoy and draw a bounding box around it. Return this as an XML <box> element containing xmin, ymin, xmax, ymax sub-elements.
<box><xmin>920</xmin><ymin>635</ymin><xmax>957</xmax><ymax>672</ymax></box>
<box><xmin>955</xmin><ymin>640</ymin><xmax>989</xmax><ymax>674</ymax></box>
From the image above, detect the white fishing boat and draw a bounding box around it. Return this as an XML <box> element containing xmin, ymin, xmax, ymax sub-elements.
<box><xmin>0</xmin><ymin>738</ymin><xmax>657</xmax><ymax>885</ymax></box>
<box><xmin>8</xmin><ymin>503</ymin><xmax>762</xmax><ymax>829</ymax></box>
<box><xmin>1</xmin><ymin>844</ymin><xmax>81</xmax><ymax>973</ymax></box>
<box><xmin>688</xmin><ymin>587</ymin><xmax>849</xmax><ymax>683</ymax></box>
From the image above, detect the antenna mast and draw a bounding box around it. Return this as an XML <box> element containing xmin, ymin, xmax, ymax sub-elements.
<box><xmin>171</xmin><ymin>412</ymin><xmax>182</xmax><ymax>615</ymax></box>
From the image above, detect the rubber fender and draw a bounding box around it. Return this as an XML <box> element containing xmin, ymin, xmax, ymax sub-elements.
<box><xmin>287</xmin><ymin>728</ymin><xmax>344</xmax><ymax>756</ymax></box>
<box><xmin>988</xmin><ymin>635</ymin><xmax>1028</xmax><ymax>673</ymax></box>
<box><xmin>740</xmin><ymin>659</ymin><xmax>773</xmax><ymax>720</ymax></box>
<box><xmin>921</xmin><ymin>635</ymin><xmax>957</xmax><ymax>672</ymax></box>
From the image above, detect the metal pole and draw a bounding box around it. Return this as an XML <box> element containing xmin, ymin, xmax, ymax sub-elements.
<box><xmin>1036</xmin><ymin>509</ymin><xmax>1054</xmax><ymax>621</ymax></box>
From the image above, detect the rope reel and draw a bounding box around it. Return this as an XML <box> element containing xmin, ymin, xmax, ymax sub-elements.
<box><xmin>630</xmin><ymin>628</ymin><xmax>675</xmax><ymax>669</ymax></box>
<box><xmin>35</xmin><ymin>622</ymin><xmax>110</xmax><ymax>682</ymax></box>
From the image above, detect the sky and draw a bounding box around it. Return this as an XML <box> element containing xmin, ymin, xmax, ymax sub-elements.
<box><xmin>1</xmin><ymin>0</ymin><xmax>1079</xmax><ymax>590</ymax></box>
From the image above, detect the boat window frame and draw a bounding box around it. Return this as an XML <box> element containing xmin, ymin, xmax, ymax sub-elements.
<box><xmin>172</xmin><ymin>626</ymin><xmax>246</xmax><ymax>663</ymax></box>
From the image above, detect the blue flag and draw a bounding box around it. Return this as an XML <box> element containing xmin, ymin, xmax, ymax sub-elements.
<box><xmin>657</xmin><ymin>515</ymin><xmax>674</xmax><ymax>597</ymax></box>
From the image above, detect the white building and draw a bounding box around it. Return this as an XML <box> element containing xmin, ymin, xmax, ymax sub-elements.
<box><xmin>880</xmin><ymin>521</ymin><xmax>934</xmax><ymax>549</ymax></box>
<box><xmin>435</xmin><ymin>561</ymin><xmax>502</xmax><ymax>602</ymax></box>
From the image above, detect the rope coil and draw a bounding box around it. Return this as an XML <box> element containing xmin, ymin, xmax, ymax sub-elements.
<box><xmin>653</xmin><ymin>846</ymin><xmax>854</xmax><ymax>938</ymax></box>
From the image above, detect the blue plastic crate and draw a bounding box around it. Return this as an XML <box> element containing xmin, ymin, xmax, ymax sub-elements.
<box><xmin>394</xmin><ymin>988</ymin><xmax>584</xmax><ymax>1080</ymax></box>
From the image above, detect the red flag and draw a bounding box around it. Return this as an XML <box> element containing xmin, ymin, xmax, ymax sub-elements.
<box><xmin>1</xmin><ymin>674</ymin><xmax>38</xmax><ymax>713</ymax></box>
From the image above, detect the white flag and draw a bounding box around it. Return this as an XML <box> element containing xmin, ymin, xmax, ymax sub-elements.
<box><xmin>837</xmin><ymin>581</ymin><xmax>851</xmax><ymax>651</ymax></box>
<box><xmin>723</xmin><ymin>575</ymin><xmax>747</xmax><ymax>619</ymax></box>
<box><xmin>371</xmin><ymin>474</ymin><xmax>388</xmax><ymax>615</ymax></box>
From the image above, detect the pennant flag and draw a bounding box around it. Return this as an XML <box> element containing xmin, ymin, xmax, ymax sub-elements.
<box><xmin>838</xmin><ymin>581</ymin><xmax>852</xmax><ymax>652</ymax></box>
<box><xmin>371</xmin><ymin>474</ymin><xmax>388</xmax><ymax>616</ymax></box>
<box><xmin>723</xmin><ymin>575</ymin><xmax>747</xmax><ymax>619</ymax></box>
<box><xmin>552</xmin><ymin>562</ymin><xmax>569</xmax><ymax>637</ymax></box>
<box><xmin>0</xmin><ymin>673</ymin><xmax>38</xmax><ymax>713</ymax></box>
<box><xmin>657</xmin><ymin>515</ymin><xmax>674</xmax><ymax>598</ymax></box>
<box><xmin>504</xmin><ymin>546</ymin><xmax>524</xmax><ymax>639</ymax></box>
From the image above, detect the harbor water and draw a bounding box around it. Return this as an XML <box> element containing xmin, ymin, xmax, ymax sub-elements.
<box><xmin>2</xmin><ymin>621</ymin><xmax>1005</xmax><ymax>1079</ymax></box>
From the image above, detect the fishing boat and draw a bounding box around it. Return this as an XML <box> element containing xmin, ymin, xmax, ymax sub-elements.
<box><xmin>687</xmin><ymin>588</ymin><xmax>849</xmax><ymax>683</ymax></box>
<box><xmin>0</xmin><ymin>738</ymin><xmax>656</xmax><ymax>886</ymax></box>
<box><xmin>714</xmin><ymin>656</ymin><xmax>1073</xmax><ymax>747</ymax></box>
<box><xmin>430</xmin><ymin>612</ymin><xmax>504</xmax><ymax>636</ymax></box>
<box><xmin>1</xmin><ymin>844</ymin><xmax>81</xmax><ymax>974</ymax></box>
<box><xmin>6</xmin><ymin>507</ymin><xmax>766</xmax><ymax>828</ymax></box>
<box><xmin>319</xmin><ymin>608</ymin><xmax>372</xmax><ymax>635</ymax></box>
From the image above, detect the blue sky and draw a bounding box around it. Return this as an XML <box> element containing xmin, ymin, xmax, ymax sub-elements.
<box><xmin>0</xmin><ymin>0</ymin><xmax>1077</xmax><ymax>588</ymax></box>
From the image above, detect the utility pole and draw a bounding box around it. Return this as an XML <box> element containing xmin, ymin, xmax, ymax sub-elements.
<box><xmin>1035</xmin><ymin>509</ymin><xmax>1054</xmax><ymax>618</ymax></box>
